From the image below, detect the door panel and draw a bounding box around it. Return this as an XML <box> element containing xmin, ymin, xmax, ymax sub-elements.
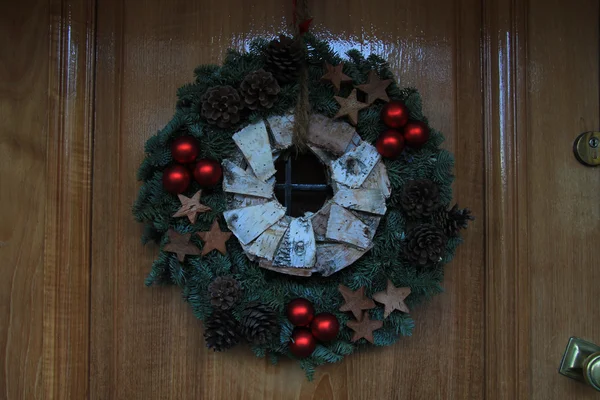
<box><xmin>0</xmin><ymin>0</ymin><xmax>592</xmax><ymax>399</ymax></box>
<box><xmin>527</xmin><ymin>1</ymin><xmax>600</xmax><ymax>398</ymax></box>
<box><xmin>91</xmin><ymin>0</ymin><xmax>484</xmax><ymax>398</ymax></box>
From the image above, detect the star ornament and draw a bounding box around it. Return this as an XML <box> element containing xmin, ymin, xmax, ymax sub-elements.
<box><xmin>172</xmin><ymin>190</ymin><xmax>211</xmax><ymax>224</ymax></box>
<box><xmin>333</xmin><ymin>89</ymin><xmax>369</xmax><ymax>126</ymax></box>
<box><xmin>321</xmin><ymin>62</ymin><xmax>353</xmax><ymax>93</ymax></box>
<box><xmin>346</xmin><ymin>312</ymin><xmax>383</xmax><ymax>344</ymax></box>
<box><xmin>197</xmin><ymin>219</ymin><xmax>232</xmax><ymax>256</ymax></box>
<box><xmin>355</xmin><ymin>70</ymin><xmax>392</xmax><ymax>104</ymax></box>
<box><xmin>163</xmin><ymin>229</ymin><xmax>201</xmax><ymax>262</ymax></box>
<box><xmin>372</xmin><ymin>280</ymin><xmax>411</xmax><ymax>318</ymax></box>
<box><xmin>338</xmin><ymin>284</ymin><xmax>376</xmax><ymax>320</ymax></box>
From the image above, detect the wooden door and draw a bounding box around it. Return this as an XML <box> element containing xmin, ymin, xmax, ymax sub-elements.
<box><xmin>1</xmin><ymin>0</ymin><xmax>598</xmax><ymax>399</ymax></box>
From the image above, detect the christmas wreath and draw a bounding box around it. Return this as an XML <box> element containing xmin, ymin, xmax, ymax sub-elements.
<box><xmin>133</xmin><ymin>31</ymin><xmax>473</xmax><ymax>379</ymax></box>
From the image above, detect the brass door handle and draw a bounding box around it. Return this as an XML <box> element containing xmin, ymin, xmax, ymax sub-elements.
<box><xmin>559</xmin><ymin>337</ymin><xmax>600</xmax><ymax>391</ymax></box>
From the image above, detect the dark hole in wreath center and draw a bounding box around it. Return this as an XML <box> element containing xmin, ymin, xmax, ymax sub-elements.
<box><xmin>274</xmin><ymin>152</ymin><xmax>333</xmax><ymax>217</ymax></box>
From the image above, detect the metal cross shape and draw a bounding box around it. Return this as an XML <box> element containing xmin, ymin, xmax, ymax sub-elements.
<box><xmin>274</xmin><ymin>157</ymin><xmax>331</xmax><ymax>216</ymax></box>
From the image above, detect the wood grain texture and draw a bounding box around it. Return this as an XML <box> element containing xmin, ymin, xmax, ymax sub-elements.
<box><xmin>3</xmin><ymin>0</ymin><xmax>595</xmax><ymax>398</ymax></box>
<box><xmin>527</xmin><ymin>1</ymin><xmax>599</xmax><ymax>398</ymax></box>
<box><xmin>44</xmin><ymin>0</ymin><xmax>96</xmax><ymax>399</ymax></box>
<box><xmin>0</xmin><ymin>2</ymin><xmax>48</xmax><ymax>398</ymax></box>
<box><xmin>484</xmin><ymin>1</ymin><xmax>600</xmax><ymax>399</ymax></box>
<box><xmin>482</xmin><ymin>0</ymin><xmax>531</xmax><ymax>399</ymax></box>
<box><xmin>91</xmin><ymin>0</ymin><xmax>484</xmax><ymax>399</ymax></box>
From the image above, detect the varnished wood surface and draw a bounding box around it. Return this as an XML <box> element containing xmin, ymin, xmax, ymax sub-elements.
<box><xmin>0</xmin><ymin>0</ymin><xmax>598</xmax><ymax>399</ymax></box>
<box><xmin>92</xmin><ymin>1</ymin><xmax>483</xmax><ymax>399</ymax></box>
<box><xmin>0</xmin><ymin>2</ymin><xmax>48</xmax><ymax>399</ymax></box>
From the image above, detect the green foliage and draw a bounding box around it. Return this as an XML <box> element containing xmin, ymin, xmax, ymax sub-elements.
<box><xmin>133</xmin><ymin>34</ymin><xmax>468</xmax><ymax>380</ymax></box>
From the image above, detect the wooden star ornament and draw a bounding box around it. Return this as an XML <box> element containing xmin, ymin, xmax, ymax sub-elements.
<box><xmin>338</xmin><ymin>284</ymin><xmax>376</xmax><ymax>320</ymax></box>
<box><xmin>172</xmin><ymin>190</ymin><xmax>211</xmax><ymax>224</ymax></box>
<box><xmin>163</xmin><ymin>229</ymin><xmax>201</xmax><ymax>262</ymax></box>
<box><xmin>346</xmin><ymin>312</ymin><xmax>383</xmax><ymax>343</ymax></box>
<box><xmin>372</xmin><ymin>280</ymin><xmax>411</xmax><ymax>318</ymax></box>
<box><xmin>333</xmin><ymin>89</ymin><xmax>369</xmax><ymax>126</ymax></box>
<box><xmin>355</xmin><ymin>70</ymin><xmax>392</xmax><ymax>104</ymax></box>
<box><xmin>321</xmin><ymin>62</ymin><xmax>353</xmax><ymax>93</ymax></box>
<box><xmin>197</xmin><ymin>219</ymin><xmax>232</xmax><ymax>256</ymax></box>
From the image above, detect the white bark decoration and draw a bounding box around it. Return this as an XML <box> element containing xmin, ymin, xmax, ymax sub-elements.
<box><xmin>331</xmin><ymin>142</ymin><xmax>380</xmax><ymax>189</ymax></box>
<box><xmin>267</xmin><ymin>115</ymin><xmax>294</xmax><ymax>149</ymax></box>
<box><xmin>230</xmin><ymin>194</ymin><xmax>269</xmax><ymax>209</ymax></box>
<box><xmin>332</xmin><ymin>187</ymin><xmax>387</xmax><ymax>215</ymax></box>
<box><xmin>361</xmin><ymin>160</ymin><xmax>392</xmax><ymax>198</ymax></box>
<box><xmin>232</xmin><ymin>121</ymin><xmax>276</xmax><ymax>181</ymax></box>
<box><xmin>351</xmin><ymin>210</ymin><xmax>381</xmax><ymax>241</ymax></box>
<box><xmin>314</xmin><ymin>243</ymin><xmax>372</xmax><ymax>277</ymax></box>
<box><xmin>222</xmin><ymin>113</ymin><xmax>391</xmax><ymax>277</ymax></box>
<box><xmin>307</xmin><ymin>114</ymin><xmax>356</xmax><ymax>155</ymax></box>
<box><xmin>273</xmin><ymin>217</ymin><xmax>316</xmax><ymax>268</ymax></box>
<box><xmin>310</xmin><ymin>202</ymin><xmax>331</xmax><ymax>240</ymax></box>
<box><xmin>223</xmin><ymin>201</ymin><xmax>285</xmax><ymax>245</ymax></box>
<box><xmin>247</xmin><ymin>218</ymin><xmax>290</xmax><ymax>261</ymax></box>
<box><xmin>326</xmin><ymin>204</ymin><xmax>371</xmax><ymax>249</ymax></box>
<box><xmin>307</xmin><ymin>144</ymin><xmax>336</xmax><ymax>165</ymax></box>
<box><xmin>222</xmin><ymin>160</ymin><xmax>273</xmax><ymax>198</ymax></box>
<box><xmin>259</xmin><ymin>259</ymin><xmax>313</xmax><ymax>277</ymax></box>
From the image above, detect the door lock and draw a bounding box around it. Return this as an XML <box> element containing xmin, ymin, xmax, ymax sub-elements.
<box><xmin>573</xmin><ymin>131</ymin><xmax>600</xmax><ymax>166</ymax></box>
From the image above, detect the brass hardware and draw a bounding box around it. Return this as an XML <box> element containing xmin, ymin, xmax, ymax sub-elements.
<box><xmin>559</xmin><ymin>337</ymin><xmax>600</xmax><ymax>391</ymax></box>
<box><xmin>573</xmin><ymin>131</ymin><xmax>600</xmax><ymax>166</ymax></box>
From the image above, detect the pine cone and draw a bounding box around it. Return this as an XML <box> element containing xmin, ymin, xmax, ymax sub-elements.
<box><xmin>239</xmin><ymin>69</ymin><xmax>281</xmax><ymax>110</ymax></box>
<box><xmin>264</xmin><ymin>35</ymin><xmax>303</xmax><ymax>84</ymax></box>
<box><xmin>403</xmin><ymin>223</ymin><xmax>447</xmax><ymax>267</ymax></box>
<box><xmin>434</xmin><ymin>204</ymin><xmax>474</xmax><ymax>237</ymax></box>
<box><xmin>240</xmin><ymin>302</ymin><xmax>280</xmax><ymax>345</ymax></box>
<box><xmin>203</xmin><ymin>310</ymin><xmax>241</xmax><ymax>352</ymax></box>
<box><xmin>400</xmin><ymin>179</ymin><xmax>441</xmax><ymax>219</ymax></box>
<box><xmin>200</xmin><ymin>85</ymin><xmax>243</xmax><ymax>129</ymax></box>
<box><xmin>208</xmin><ymin>276</ymin><xmax>242</xmax><ymax>310</ymax></box>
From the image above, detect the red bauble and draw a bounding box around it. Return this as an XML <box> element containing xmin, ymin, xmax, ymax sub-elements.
<box><xmin>171</xmin><ymin>136</ymin><xmax>199</xmax><ymax>164</ymax></box>
<box><xmin>310</xmin><ymin>313</ymin><xmax>340</xmax><ymax>342</ymax></box>
<box><xmin>286</xmin><ymin>298</ymin><xmax>315</xmax><ymax>327</ymax></box>
<box><xmin>193</xmin><ymin>159</ymin><xmax>223</xmax><ymax>187</ymax></box>
<box><xmin>376</xmin><ymin>129</ymin><xmax>405</xmax><ymax>159</ymax></box>
<box><xmin>403</xmin><ymin>121</ymin><xmax>430</xmax><ymax>148</ymax></box>
<box><xmin>162</xmin><ymin>164</ymin><xmax>191</xmax><ymax>194</ymax></box>
<box><xmin>381</xmin><ymin>101</ymin><xmax>409</xmax><ymax>129</ymax></box>
<box><xmin>289</xmin><ymin>328</ymin><xmax>317</xmax><ymax>358</ymax></box>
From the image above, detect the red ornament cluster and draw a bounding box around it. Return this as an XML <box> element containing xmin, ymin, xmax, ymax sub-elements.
<box><xmin>162</xmin><ymin>135</ymin><xmax>223</xmax><ymax>194</ymax></box>
<box><xmin>286</xmin><ymin>298</ymin><xmax>340</xmax><ymax>359</ymax></box>
<box><xmin>376</xmin><ymin>101</ymin><xmax>430</xmax><ymax>159</ymax></box>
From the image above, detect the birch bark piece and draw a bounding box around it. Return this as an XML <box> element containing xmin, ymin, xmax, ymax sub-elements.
<box><xmin>266</xmin><ymin>115</ymin><xmax>294</xmax><ymax>149</ymax></box>
<box><xmin>307</xmin><ymin>114</ymin><xmax>356</xmax><ymax>156</ymax></box>
<box><xmin>232</xmin><ymin>121</ymin><xmax>276</xmax><ymax>181</ymax></box>
<box><xmin>314</xmin><ymin>243</ymin><xmax>372</xmax><ymax>277</ymax></box>
<box><xmin>311</xmin><ymin>202</ymin><xmax>332</xmax><ymax>240</ymax></box>
<box><xmin>325</xmin><ymin>204</ymin><xmax>371</xmax><ymax>249</ymax></box>
<box><xmin>273</xmin><ymin>216</ymin><xmax>316</xmax><ymax>268</ymax></box>
<box><xmin>361</xmin><ymin>160</ymin><xmax>391</xmax><ymax>198</ymax></box>
<box><xmin>350</xmin><ymin>210</ymin><xmax>381</xmax><ymax>241</ymax></box>
<box><xmin>223</xmin><ymin>201</ymin><xmax>285</xmax><ymax>245</ymax></box>
<box><xmin>259</xmin><ymin>259</ymin><xmax>313</xmax><ymax>277</ymax></box>
<box><xmin>331</xmin><ymin>142</ymin><xmax>381</xmax><ymax>188</ymax></box>
<box><xmin>307</xmin><ymin>143</ymin><xmax>336</xmax><ymax>165</ymax></box>
<box><xmin>247</xmin><ymin>218</ymin><xmax>290</xmax><ymax>261</ymax></box>
<box><xmin>230</xmin><ymin>194</ymin><xmax>269</xmax><ymax>209</ymax></box>
<box><xmin>332</xmin><ymin>187</ymin><xmax>387</xmax><ymax>215</ymax></box>
<box><xmin>222</xmin><ymin>159</ymin><xmax>273</xmax><ymax>198</ymax></box>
